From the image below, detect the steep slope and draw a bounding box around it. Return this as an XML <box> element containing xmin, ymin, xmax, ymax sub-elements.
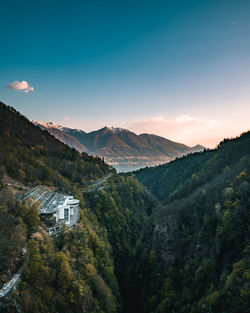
<box><xmin>134</xmin><ymin>132</ymin><xmax>250</xmax><ymax>203</ymax></box>
<box><xmin>0</xmin><ymin>102</ymin><xmax>120</xmax><ymax>313</ymax></box>
<box><xmin>33</xmin><ymin>122</ymin><xmax>87</xmax><ymax>153</ymax></box>
<box><xmin>36</xmin><ymin>123</ymin><xmax>205</xmax><ymax>172</ymax></box>
<box><xmin>0</xmin><ymin>103</ymin><xmax>109</xmax><ymax>190</ymax></box>
<box><xmin>1</xmin><ymin>101</ymin><xmax>249</xmax><ymax>313</ymax></box>
<box><xmin>132</xmin><ymin>132</ymin><xmax>250</xmax><ymax>313</ymax></box>
<box><xmin>0</xmin><ymin>101</ymin><xmax>157</xmax><ymax>313</ymax></box>
<box><xmin>85</xmin><ymin>175</ymin><xmax>157</xmax><ymax>313</ymax></box>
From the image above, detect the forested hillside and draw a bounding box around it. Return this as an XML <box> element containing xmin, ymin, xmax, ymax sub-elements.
<box><xmin>85</xmin><ymin>175</ymin><xmax>157</xmax><ymax>313</ymax></box>
<box><xmin>0</xmin><ymin>102</ymin><xmax>118</xmax><ymax>312</ymax></box>
<box><xmin>0</xmin><ymin>101</ymin><xmax>249</xmax><ymax>313</ymax></box>
<box><xmin>0</xmin><ymin>102</ymin><xmax>109</xmax><ymax>192</ymax></box>
<box><xmin>133</xmin><ymin>132</ymin><xmax>250</xmax><ymax>313</ymax></box>
<box><xmin>0</xmin><ymin>102</ymin><xmax>156</xmax><ymax>313</ymax></box>
<box><xmin>0</xmin><ymin>190</ymin><xmax>120</xmax><ymax>313</ymax></box>
<box><xmin>135</xmin><ymin>132</ymin><xmax>250</xmax><ymax>203</ymax></box>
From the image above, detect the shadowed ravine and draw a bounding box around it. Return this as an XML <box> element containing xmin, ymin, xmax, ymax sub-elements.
<box><xmin>0</xmin><ymin>102</ymin><xmax>249</xmax><ymax>313</ymax></box>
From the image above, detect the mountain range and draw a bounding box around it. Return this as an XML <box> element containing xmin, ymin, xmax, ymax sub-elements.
<box><xmin>1</xmin><ymin>101</ymin><xmax>249</xmax><ymax>313</ymax></box>
<box><xmin>33</xmin><ymin>122</ymin><xmax>205</xmax><ymax>171</ymax></box>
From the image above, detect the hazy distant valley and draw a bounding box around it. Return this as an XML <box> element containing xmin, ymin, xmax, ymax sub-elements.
<box><xmin>2</xmin><ymin>0</ymin><xmax>250</xmax><ymax>312</ymax></box>
<box><xmin>34</xmin><ymin>121</ymin><xmax>204</xmax><ymax>171</ymax></box>
<box><xmin>1</xmin><ymin>102</ymin><xmax>249</xmax><ymax>313</ymax></box>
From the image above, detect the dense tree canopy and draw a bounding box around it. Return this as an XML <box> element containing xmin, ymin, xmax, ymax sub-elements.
<box><xmin>0</xmin><ymin>102</ymin><xmax>249</xmax><ymax>313</ymax></box>
<box><xmin>0</xmin><ymin>102</ymin><xmax>109</xmax><ymax>192</ymax></box>
<box><xmin>133</xmin><ymin>131</ymin><xmax>250</xmax><ymax>313</ymax></box>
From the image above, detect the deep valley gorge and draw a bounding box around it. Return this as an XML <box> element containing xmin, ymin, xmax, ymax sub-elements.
<box><xmin>2</xmin><ymin>1</ymin><xmax>250</xmax><ymax>311</ymax></box>
<box><xmin>0</xmin><ymin>102</ymin><xmax>249</xmax><ymax>313</ymax></box>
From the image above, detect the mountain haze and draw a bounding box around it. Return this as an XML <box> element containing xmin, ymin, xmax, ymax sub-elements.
<box><xmin>0</xmin><ymin>101</ymin><xmax>156</xmax><ymax>313</ymax></box>
<box><xmin>34</xmin><ymin>122</ymin><xmax>205</xmax><ymax>171</ymax></box>
<box><xmin>0</xmin><ymin>101</ymin><xmax>249</xmax><ymax>313</ymax></box>
<box><xmin>33</xmin><ymin>122</ymin><xmax>88</xmax><ymax>153</ymax></box>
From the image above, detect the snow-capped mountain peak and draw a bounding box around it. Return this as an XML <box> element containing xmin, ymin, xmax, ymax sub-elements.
<box><xmin>33</xmin><ymin>121</ymin><xmax>63</xmax><ymax>129</ymax></box>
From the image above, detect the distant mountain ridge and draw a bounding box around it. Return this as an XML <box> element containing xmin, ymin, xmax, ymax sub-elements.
<box><xmin>34</xmin><ymin>122</ymin><xmax>205</xmax><ymax>171</ymax></box>
<box><xmin>33</xmin><ymin>121</ymin><xmax>88</xmax><ymax>153</ymax></box>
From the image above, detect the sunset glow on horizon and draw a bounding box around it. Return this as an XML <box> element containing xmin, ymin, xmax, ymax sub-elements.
<box><xmin>1</xmin><ymin>0</ymin><xmax>250</xmax><ymax>148</ymax></box>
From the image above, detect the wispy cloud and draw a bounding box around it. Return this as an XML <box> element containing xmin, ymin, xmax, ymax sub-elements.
<box><xmin>64</xmin><ymin>117</ymin><xmax>70</xmax><ymax>121</ymax></box>
<box><xmin>231</xmin><ymin>20</ymin><xmax>239</xmax><ymax>25</ymax></box>
<box><xmin>126</xmin><ymin>115</ymin><xmax>221</xmax><ymax>147</ymax></box>
<box><xmin>6</xmin><ymin>80</ymin><xmax>34</xmax><ymax>93</ymax></box>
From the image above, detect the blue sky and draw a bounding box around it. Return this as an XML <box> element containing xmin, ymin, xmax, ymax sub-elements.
<box><xmin>1</xmin><ymin>0</ymin><xmax>250</xmax><ymax>146</ymax></box>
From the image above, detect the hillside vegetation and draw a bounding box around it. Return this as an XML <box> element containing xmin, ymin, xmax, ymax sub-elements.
<box><xmin>0</xmin><ymin>102</ymin><xmax>109</xmax><ymax>192</ymax></box>
<box><xmin>0</xmin><ymin>102</ymin><xmax>117</xmax><ymax>312</ymax></box>
<box><xmin>0</xmin><ymin>102</ymin><xmax>156</xmax><ymax>313</ymax></box>
<box><xmin>85</xmin><ymin>175</ymin><xmax>157</xmax><ymax>313</ymax></box>
<box><xmin>0</xmin><ymin>101</ymin><xmax>249</xmax><ymax>313</ymax></box>
<box><xmin>134</xmin><ymin>132</ymin><xmax>250</xmax><ymax>313</ymax></box>
<box><xmin>135</xmin><ymin>133</ymin><xmax>250</xmax><ymax>202</ymax></box>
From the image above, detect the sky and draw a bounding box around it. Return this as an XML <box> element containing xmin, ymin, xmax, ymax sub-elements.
<box><xmin>1</xmin><ymin>0</ymin><xmax>250</xmax><ymax>147</ymax></box>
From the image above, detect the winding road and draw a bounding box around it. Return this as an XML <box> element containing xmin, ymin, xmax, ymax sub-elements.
<box><xmin>0</xmin><ymin>172</ymin><xmax>113</xmax><ymax>299</ymax></box>
<box><xmin>0</xmin><ymin>249</ymin><xmax>26</xmax><ymax>298</ymax></box>
<box><xmin>82</xmin><ymin>172</ymin><xmax>113</xmax><ymax>193</ymax></box>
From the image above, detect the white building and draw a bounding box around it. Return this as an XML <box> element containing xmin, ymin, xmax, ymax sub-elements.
<box><xmin>23</xmin><ymin>187</ymin><xmax>80</xmax><ymax>235</ymax></box>
<box><xmin>55</xmin><ymin>195</ymin><xmax>79</xmax><ymax>224</ymax></box>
